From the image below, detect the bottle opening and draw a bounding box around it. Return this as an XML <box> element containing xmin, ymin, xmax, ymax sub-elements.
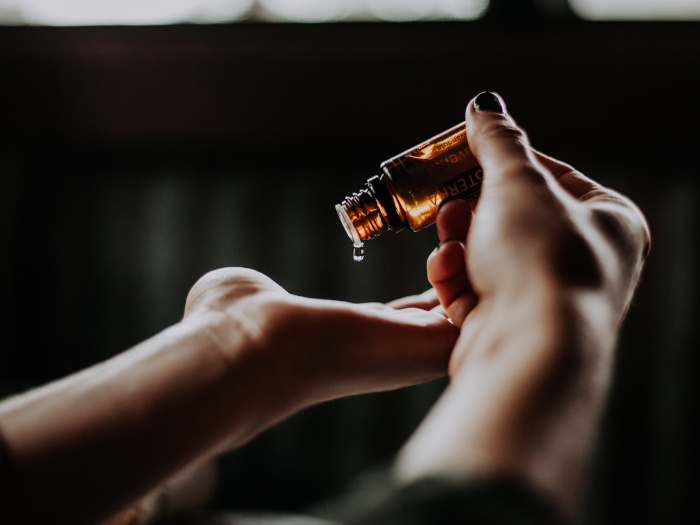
<box><xmin>336</xmin><ymin>204</ymin><xmax>365</xmax><ymax>262</ymax></box>
<box><xmin>335</xmin><ymin>204</ymin><xmax>362</xmax><ymax>244</ymax></box>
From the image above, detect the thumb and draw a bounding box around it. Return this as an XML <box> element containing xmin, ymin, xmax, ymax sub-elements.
<box><xmin>466</xmin><ymin>92</ymin><xmax>547</xmax><ymax>192</ymax></box>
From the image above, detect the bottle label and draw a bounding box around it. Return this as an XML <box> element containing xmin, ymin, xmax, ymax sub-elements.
<box><xmin>431</xmin><ymin>167</ymin><xmax>483</xmax><ymax>204</ymax></box>
<box><xmin>380</xmin><ymin>123</ymin><xmax>482</xmax><ymax>230</ymax></box>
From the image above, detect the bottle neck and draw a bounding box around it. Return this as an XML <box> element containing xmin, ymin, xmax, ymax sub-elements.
<box><xmin>336</xmin><ymin>186</ymin><xmax>388</xmax><ymax>243</ymax></box>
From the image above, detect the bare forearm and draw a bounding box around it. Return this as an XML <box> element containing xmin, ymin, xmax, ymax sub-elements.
<box><xmin>404</xmin><ymin>92</ymin><xmax>648</xmax><ymax>521</ymax></box>
<box><xmin>0</xmin><ymin>267</ymin><xmax>458</xmax><ymax>523</ymax></box>
<box><xmin>0</xmin><ymin>315</ymin><xmax>280</xmax><ymax>524</ymax></box>
<box><xmin>395</xmin><ymin>290</ymin><xmax>617</xmax><ymax>518</ymax></box>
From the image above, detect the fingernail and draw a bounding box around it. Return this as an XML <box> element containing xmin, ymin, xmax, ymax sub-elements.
<box><xmin>438</xmin><ymin>239</ymin><xmax>460</xmax><ymax>249</ymax></box>
<box><xmin>474</xmin><ymin>91</ymin><xmax>504</xmax><ymax>113</ymax></box>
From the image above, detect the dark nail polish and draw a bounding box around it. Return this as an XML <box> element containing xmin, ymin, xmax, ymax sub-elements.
<box><xmin>474</xmin><ymin>92</ymin><xmax>504</xmax><ymax>113</ymax></box>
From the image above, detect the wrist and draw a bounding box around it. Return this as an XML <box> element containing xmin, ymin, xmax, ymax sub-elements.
<box><xmin>182</xmin><ymin>299</ymin><xmax>308</xmax><ymax>445</ymax></box>
<box><xmin>399</xmin><ymin>287</ymin><xmax>616</xmax><ymax>519</ymax></box>
<box><xmin>485</xmin><ymin>273</ymin><xmax>619</xmax><ymax>353</ymax></box>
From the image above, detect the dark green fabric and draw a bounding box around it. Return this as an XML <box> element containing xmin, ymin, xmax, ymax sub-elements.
<box><xmin>348</xmin><ymin>477</ymin><xmax>564</xmax><ymax>525</ymax></box>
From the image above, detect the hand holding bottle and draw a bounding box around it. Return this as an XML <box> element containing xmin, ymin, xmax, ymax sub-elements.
<box><xmin>396</xmin><ymin>92</ymin><xmax>650</xmax><ymax>517</ymax></box>
<box><xmin>426</xmin><ymin>92</ymin><xmax>649</xmax><ymax>376</ymax></box>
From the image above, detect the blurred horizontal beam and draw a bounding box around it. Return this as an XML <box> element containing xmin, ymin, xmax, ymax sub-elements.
<box><xmin>1</xmin><ymin>22</ymin><xmax>699</xmax><ymax>161</ymax></box>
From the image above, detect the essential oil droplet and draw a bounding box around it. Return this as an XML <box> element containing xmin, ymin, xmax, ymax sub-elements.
<box><xmin>353</xmin><ymin>243</ymin><xmax>364</xmax><ymax>262</ymax></box>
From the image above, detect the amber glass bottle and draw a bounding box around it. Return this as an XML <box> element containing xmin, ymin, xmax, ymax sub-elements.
<box><xmin>335</xmin><ymin>121</ymin><xmax>483</xmax><ymax>256</ymax></box>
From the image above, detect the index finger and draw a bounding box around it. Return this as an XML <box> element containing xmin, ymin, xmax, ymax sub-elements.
<box><xmin>387</xmin><ymin>288</ymin><xmax>441</xmax><ymax>310</ymax></box>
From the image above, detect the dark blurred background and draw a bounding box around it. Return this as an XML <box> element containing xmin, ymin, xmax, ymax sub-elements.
<box><xmin>1</xmin><ymin>0</ymin><xmax>699</xmax><ymax>523</ymax></box>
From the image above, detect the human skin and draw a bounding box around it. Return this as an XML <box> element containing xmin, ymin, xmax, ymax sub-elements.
<box><xmin>0</xmin><ymin>92</ymin><xmax>650</xmax><ymax>525</ymax></box>
<box><xmin>0</xmin><ymin>271</ymin><xmax>457</xmax><ymax>524</ymax></box>
<box><xmin>395</xmin><ymin>92</ymin><xmax>650</xmax><ymax>518</ymax></box>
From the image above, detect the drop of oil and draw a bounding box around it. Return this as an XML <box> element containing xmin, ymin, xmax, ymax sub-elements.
<box><xmin>353</xmin><ymin>243</ymin><xmax>364</xmax><ymax>262</ymax></box>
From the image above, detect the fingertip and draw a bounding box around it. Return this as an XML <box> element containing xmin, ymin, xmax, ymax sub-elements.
<box><xmin>466</xmin><ymin>92</ymin><xmax>508</xmax><ymax>124</ymax></box>
<box><xmin>427</xmin><ymin>239</ymin><xmax>476</xmax><ymax>328</ymax></box>
<box><xmin>465</xmin><ymin>92</ymin><xmax>543</xmax><ymax>190</ymax></box>
<box><xmin>386</xmin><ymin>288</ymin><xmax>440</xmax><ymax>311</ymax></box>
<box><xmin>427</xmin><ymin>239</ymin><xmax>466</xmax><ymax>286</ymax></box>
<box><xmin>437</xmin><ymin>199</ymin><xmax>472</xmax><ymax>243</ymax></box>
<box><xmin>439</xmin><ymin>198</ymin><xmax>471</xmax><ymax>215</ymax></box>
<box><xmin>472</xmin><ymin>91</ymin><xmax>506</xmax><ymax>114</ymax></box>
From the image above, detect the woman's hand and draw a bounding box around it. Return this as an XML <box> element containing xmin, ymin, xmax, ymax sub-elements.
<box><xmin>183</xmin><ymin>268</ymin><xmax>457</xmax><ymax>419</ymax></box>
<box><xmin>427</xmin><ymin>93</ymin><xmax>649</xmax><ymax>377</ymax></box>
<box><xmin>396</xmin><ymin>92</ymin><xmax>650</xmax><ymax>518</ymax></box>
<box><xmin>0</xmin><ymin>270</ymin><xmax>455</xmax><ymax>525</ymax></box>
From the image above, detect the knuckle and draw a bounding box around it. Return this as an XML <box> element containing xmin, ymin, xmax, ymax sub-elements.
<box><xmin>483</xmin><ymin>119</ymin><xmax>531</xmax><ymax>146</ymax></box>
<box><xmin>592</xmin><ymin>200</ymin><xmax>651</xmax><ymax>263</ymax></box>
<box><xmin>494</xmin><ymin>161</ymin><xmax>549</xmax><ymax>189</ymax></box>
